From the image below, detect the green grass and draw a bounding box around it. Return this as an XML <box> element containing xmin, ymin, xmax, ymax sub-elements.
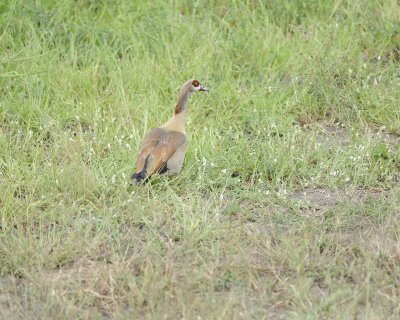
<box><xmin>1</xmin><ymin>0</ymin><xmax>400</xmax><ymax>318</ymax></box>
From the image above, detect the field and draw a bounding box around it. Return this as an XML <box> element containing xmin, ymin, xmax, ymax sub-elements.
<box><xmin>1</xmin><ymin>0</ymin><xmax>400</xmax><ymax>318</ymax></box>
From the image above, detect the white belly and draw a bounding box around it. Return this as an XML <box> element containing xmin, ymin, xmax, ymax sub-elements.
<box><xmin>166</xmin><ymin>141</ymin><xmax>188</xmax><ymax>174</ymax></box>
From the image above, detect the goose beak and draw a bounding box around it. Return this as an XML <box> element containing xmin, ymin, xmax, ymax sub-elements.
<box><xmin>199</xmin><ymin>85</ymin><xmax>208</xmax><ymax>92</ymax></box>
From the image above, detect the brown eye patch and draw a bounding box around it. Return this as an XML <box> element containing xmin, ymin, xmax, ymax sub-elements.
<box><xmin>192</xmin><ymin>80</ymin><xmax>200</xmax><ymax>87</ymax></box>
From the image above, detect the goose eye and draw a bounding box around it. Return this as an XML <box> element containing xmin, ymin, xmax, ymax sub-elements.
<box><xmin>192</xmin><ymin>80</ymin><xmax>199</xmax><ymax>87</ymax></box>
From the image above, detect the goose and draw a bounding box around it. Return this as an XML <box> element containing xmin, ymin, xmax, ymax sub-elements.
<box><xmin>132</xmin><ymin>79</ymin><xmax>208</xmax><ymax>184</ymax></box>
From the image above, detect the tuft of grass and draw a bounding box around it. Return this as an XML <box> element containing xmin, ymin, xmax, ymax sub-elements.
<box><xmin>1</xmin><ymin>0</ymin><xmax>399</xmax><ymax>318</ymax></box>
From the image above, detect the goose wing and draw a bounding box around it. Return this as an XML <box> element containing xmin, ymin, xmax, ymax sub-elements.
<box><xmin>135</xmin><ymin>128</ymin><xmax>166</xmax><ymax>174</ymax></box>
<box><xmin>135</xmin><ymin>128</ymin><xmax>187</xmax><ymax>179</ymax></box>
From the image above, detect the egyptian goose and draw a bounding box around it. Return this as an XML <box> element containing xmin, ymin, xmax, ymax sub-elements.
<box><xmin>132</xmin><ymin>79</ymin><xmax>208</xmax><ymax>184</ymax></box>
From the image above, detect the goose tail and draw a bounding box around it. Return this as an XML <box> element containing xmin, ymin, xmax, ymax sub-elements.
<box><xmin>131</xmin><ymin>170</ymin><xmax>148</xmax><ymax>185</ymax></box>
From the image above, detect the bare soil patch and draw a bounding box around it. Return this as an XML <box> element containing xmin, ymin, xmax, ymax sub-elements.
<box><xmin>314</xmin><ymin>123</ymin><xmax>399</xmax><ymax>150</ymax></box>
<box><xmin>289</xmin><ymin>187</ymin><xmax>388</xmax><ymax>208</ymax></box>
<box><xmin>321</xmin><ymin>124</ymin><xmax>351</xmax><ymax>147</ymax></box>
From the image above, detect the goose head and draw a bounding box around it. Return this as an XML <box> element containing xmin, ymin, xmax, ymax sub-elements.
<box><xmin>181</xmin><ymin>79</ymin><xmax>208</xmax><ymax>94</ymax></box>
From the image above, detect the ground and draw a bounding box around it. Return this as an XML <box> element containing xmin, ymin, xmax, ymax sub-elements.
<box><xmin>0</xmin><ymin>0</ymin><xmax>399</xmax><ymax>319</ymax></box>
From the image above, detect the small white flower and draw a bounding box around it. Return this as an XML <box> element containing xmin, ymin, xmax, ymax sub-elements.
<box><xmin>221</xmin><ymin>169</ymin><xmax>227</xmax><ymax>174</ymax></box>
<box><xmin>112</xmin><ymin>175</ymin><xmax>116</xmax><ymax>184</ymax></box>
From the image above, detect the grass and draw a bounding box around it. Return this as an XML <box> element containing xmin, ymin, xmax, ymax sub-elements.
<box><xmin>0</xmin><ymin>0</ymin><xmax>399</xmax><ymax>318</ymax></box>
